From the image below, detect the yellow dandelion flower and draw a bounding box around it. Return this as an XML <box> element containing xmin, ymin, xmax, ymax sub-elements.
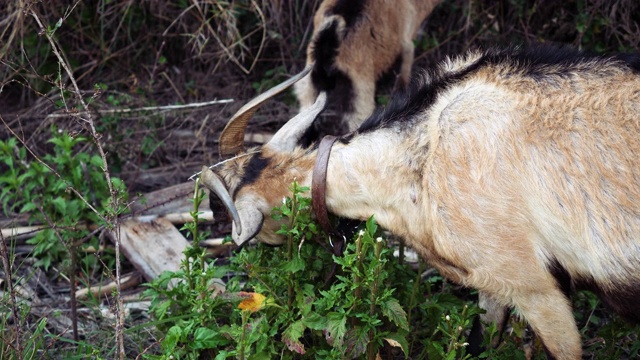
<box><xmin>237</xmin><ymin>292</ymin><xmax>266</xmax><ymax>313</ymax></box>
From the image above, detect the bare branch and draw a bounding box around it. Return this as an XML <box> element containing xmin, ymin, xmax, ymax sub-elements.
<box><xmin>45</xmin><ymin>98</ymin><xmax>234</xmax><ymax>119</ymax></box>
<box><xmin>28</xmin><ymin>8</ymin><xmax>127</xmax><ymax>358</ymax></box>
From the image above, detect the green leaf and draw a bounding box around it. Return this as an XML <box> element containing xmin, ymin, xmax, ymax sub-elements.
<box><xmin>153</xmin><ymin>300</ymin><xmax>172</xmax><ymax>320</ymax></box>
<box><xmin>193</xmin><ymin>327</ymin><xmax>224</xmax><ymax>349</ymax></box>
<box><xmin>1</xmin><ymin>155</ymin><xmax>13</xmax><ymax>168</ymax></box>
<box><xmin>325</xmin><ymin>312</ymin><xmax>347</xmax><ymax>347</ymax></box>
<box><xmin>214</xmin><ymin>351</ymin><xmax>233</xmax><ymax>360</ymax></box>
<box><xmin>366</xmin><ymin>215</ymin><xmax>378</xmax><ymax>236</ymax></box>
<box><xmin>282</xmin><ymin>320</ymin><xmax>306</xmax><ymax>354</ymax></box>
<box><xmin>381</xmin><ymin>299</ymin><xmax>410</xmax><ymax>331</ymax></box>
<box><xmin>51</xmin><ymin>18</ymin><xmax>63</xmax><ymax>33</ymax></box>
<box><xmin>282</xmin><ymin>256</ymin><xmax>305</xmax><ymax>273</ymax></box>
<box><xmin>303</xmin><ymin>313</ymin><xmax>327</xmax><ymax>331</ymax></box>
<box><xmin>19</xmin><ymin>202</ymin><xmax>37</xmax><ymax>213</ymax></box>
<box><xmin>344</xmin><ymin>326</ymin><xmax>369</xmax><ymax>358</ymax></box>
<box><xmin>50</xmin><ymin>196</ymin><xmax>67</xmax><ymax>214</ymax></box>
<box><xmin>427</xmin><ymin>340</ymin><xmax>445</xmax><ymax>358</ymax></box>
<box><xmin>162</xmin><ymin>325</ymin><xmax>184</xmax><ymax>352</ymax></box>
<box><xmin>90</xmin><ymin>154</ymin><xmax>104</xmax><ymax>169</ymax></box>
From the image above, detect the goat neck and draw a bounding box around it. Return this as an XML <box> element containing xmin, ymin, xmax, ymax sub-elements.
<box><xmin>319</xmin><ymin>130</ymin><xmax>426</xmax><ymax>243</ymax></box>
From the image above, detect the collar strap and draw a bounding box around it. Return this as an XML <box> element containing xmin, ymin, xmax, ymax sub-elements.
<box><xmin>312</xmin><ymin>135</ymin><xmax>344</xmax><ymax>256</ymax></box>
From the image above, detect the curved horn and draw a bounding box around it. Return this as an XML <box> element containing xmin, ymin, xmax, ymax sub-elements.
<box><xmin>200</xmin><ymin>166</ymin><xmax>242</xmax><ymax>235</ymax></box>
<box><xmin>219</xmin><ymin>64</ymin><xmax>314</xmax><ymax>155</ymax></box>
<box><xmin>266</xmin><ymin>91</ymin><xmax>327</xmax><ymax>153</ymax></box>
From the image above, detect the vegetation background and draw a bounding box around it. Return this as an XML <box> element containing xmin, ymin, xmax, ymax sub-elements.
<box><xmin>1</xmin><ymin>0</ymin><xmax>639</xmax><ymax>359</ymax></box>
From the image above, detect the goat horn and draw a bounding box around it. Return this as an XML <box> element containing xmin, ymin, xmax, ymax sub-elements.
<box><xmin>266</xmin><ymin>91</ymin><xmax>327</xmax><ymax>153</ymax></box>
<box><xmin>219</xmin><ymin>64</ymin><xmax>314</xmax><ymax>155</ymax></box>
<box><xmin>200</xmin><ymin>166</ymin><xmax>242</xmax><ymax>235</ymax></box>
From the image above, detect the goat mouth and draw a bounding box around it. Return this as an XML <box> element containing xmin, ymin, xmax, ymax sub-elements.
<box><xmin>200</xmin><ymin>166</ymin><xmax>243</xmax><ymax>235</ymax></box>
<box><xmin>261</xmin><ymin>242</ymin><xmax>281</xmax><ymax>248</ymax></box>
<box><xmin>243</xmin><ymin>221</ymin><xmax>263</xmax><ymax>245</ymax></box>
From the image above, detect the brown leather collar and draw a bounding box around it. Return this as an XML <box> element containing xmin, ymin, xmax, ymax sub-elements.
<box><xmin>312</xmin><ymin>135</ymin><xmax>344</xmax><ymax>256</ymax></box>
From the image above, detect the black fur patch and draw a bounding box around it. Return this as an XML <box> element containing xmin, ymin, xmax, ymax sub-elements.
<box><xmin>302</xmin><ymin>19</ymin><xmax>355</xmax><ymax>147</ymax></box>
<box><xmin>237</xmin><ymin>154</ymin><xmax>269</xmax><ymax>192</ymax></box>
<box><xmin>467</xmin><ymin>316</ymin><xmax>487</xmax><ymax>356</ymax></box>
<box><xmin>358</xmin><ymin>45</ymin><xmax>640</xmax><ymax>134</ymax></box>
<box><xmin>376</xmin><ymin>53</ymin><xmax>404</xmax><ymax>91</ymax></box>
<box><xmin>326</xmin><ymin>0</ymin><xmax>367</xmax><ymax>28</ymax></box>
<box><xmin>358</xmin><ymin>53</ymin><xmax>487</xmax><ymax>134</ymax></box>
<box><xmin>467</xmin><ymin>307</ymin><xmax>511</xmax><ymax>357</ymax></box>
<box><xmin>548</xmin><ymin>259</ymin><xmax>640</xmax><ymax>324</ymax></box>
<box><xmin>613</xmin><ymin>52</ymin><xmax>640</xmax><ymax>73</ymax></box>
<box><xmin>299</xmin><ymin>67</ymin><xmax>353</xmax><ymax>147</ymax></box>
<box><xmin>547</xmin><ymin>259</ymin><xmax>573</xmax><ymax>298</ymax></box>
<box><xmin>487</xmin><ymin>45</ymin><xmax>640</xmax><ymax>77</ymax></box>
<box><xmin>311</xmin><ymin>20</ymin><xmax>345</xmax><ymax>92</ymax></box>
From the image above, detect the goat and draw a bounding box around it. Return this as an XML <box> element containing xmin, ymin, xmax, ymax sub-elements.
<box><xmin>293</xmin><ymin>0</ymin><xmax>443</xmax><ymax>140</ymax></box>
<box><xmin>220</xmin><ymin>0</ymin><xmax>442</xmax><ymax>156</ymax></box>
<box><xmin>201</xmin><ymin>46</ymin><xmax>640</xmax><ymax>359</ymax></box>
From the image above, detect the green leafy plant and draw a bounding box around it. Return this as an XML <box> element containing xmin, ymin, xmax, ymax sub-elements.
<box><xmin>145</xmin><ymin>180</ymin><xmax>483</xmax><ymax>359</ymax></box>
<box><xmin>0</xmin><ymin>308</ymin><xmax>48</xmax><ymax>360</ymax></box>
<box><xmin>144</xmin><ymin>178</ymin><xmax>640</xmax><ymax>359</ymax></box>
<box><xmin>0</xmin><ymin>128</ymin><xmax>130</xmax><ymax>359</ymax></box>
<box><xmin>0</xmin><ymin>129</ymin><xmax>128</xmax><ymax>270</ymax></box>
<box><xmin>143</xmin><ymin>181</ymin><xmax>234</xmax><ymax>359</ymax></box>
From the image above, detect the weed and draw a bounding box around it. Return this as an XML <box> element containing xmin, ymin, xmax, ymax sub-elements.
<box><xmin>0</xmin><ymin>130</ymin><xmax>128</xmax><ymax>270</ymax></box>
<box><xmin>0</xmin><ymin>144</ymin><xmax>123</xmax><ymax>357</ymax></box>
<box><xmin>144</xmin><ymin>180</ymin><xmax>234</xmax><ymax>359</ymax></box>
<box><xmin>0</xmin><ymin>127</ymin><xmax>133</xmax><ymax>358</ymax></box>
<box><xmin>145</xmin><ymin>180</ymin><xmax>481</xmax><ymax>359</ymax></box>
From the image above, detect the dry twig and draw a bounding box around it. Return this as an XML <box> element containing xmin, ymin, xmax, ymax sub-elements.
<box><xmin>28</xmin><ymin>7</ymin><xmax>127</xmax><ymax>358</ymax></box>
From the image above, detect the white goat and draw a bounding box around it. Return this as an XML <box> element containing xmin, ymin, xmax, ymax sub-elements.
<box><xmin>202</xmin><ymin>46</ymin><xmax>640</xmax><ymax>359</ymax></box>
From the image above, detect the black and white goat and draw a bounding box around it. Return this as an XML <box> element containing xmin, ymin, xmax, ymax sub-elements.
<box><xmin>202</xmin><ymin>46</ymin><xmax>640</xmax><ymax>359</ymax></box>
<box><xmin>294</xmin><ymin>0</ymin><xmax>443</xmax><ymax>139</ymax></box>
<box><xmin>221</xmin><ymin>0</ymin><xmax>442</xmax><ymax>155</ymax></box>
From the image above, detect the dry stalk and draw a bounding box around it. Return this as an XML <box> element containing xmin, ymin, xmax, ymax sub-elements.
<box><xmin>0</xmin><ymin>227</ymin><xmax>24</xmax><ymax>359</ymax></box>
<box><xmin>0</xmin><ymin>0</ymin><xmax>26</xmax><ymax>64</ymax></box>
<box><xmin>32</xmin><ymin>202</ymin><xmax>79</xmax><ymax>341</ymax></box>
<box><xmin>44</xmin><ymin>98</ymin><xmax>233</xmax><ymax>119</ymax></box>
<box><xmin>28</xmin><ymin>6</ymin><xmax>127</xmax><ymax>358</ymax></box>
<box><xmin>190</xmin><ymin>0</ymin><xmax>267</xmax><ymax>74</ymax></box>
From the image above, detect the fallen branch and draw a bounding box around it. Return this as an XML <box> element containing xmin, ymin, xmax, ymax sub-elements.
<box><xmin>76</xmin><ymin>273</ymin><xmax>141</xmax><ymax>300</ymax></box>
<box><xmin>45</xmin><ymin>98</ymin><xmax>234</xmax><ymax>119</ymax></box>
<box><xmin>200</xmin><ymin>238</ymin><xmax>234</xmax><ymax>247</ymax></box>
<box><xmin>135</xmin><ymin>210</ymin><xmax>214</xmax><ymax>224</ymax></box>
<box><xmin>1</xmin><ymin>210</ymin><xmax>214</xmax><ymax>242</ymax></box>
<box><xmin>1</xmin><ymin>226</ymin><xmax>46</xmax><ymax>242</ymax></box>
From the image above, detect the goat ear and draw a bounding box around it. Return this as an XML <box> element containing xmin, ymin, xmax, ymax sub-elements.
<box><xmin>267</xmin><ymin>91</ymin><xmax>327</xmax><ymax>153</ymax></box>
<box><xmin>219</xmin><ymin>65</ymin><xmax>314</xmax><ymax>155</ymax></box>
<box><xmin>232</xmin><ymin>198</ymin><xmax>264</xmax><ymax>246</ymax></box>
